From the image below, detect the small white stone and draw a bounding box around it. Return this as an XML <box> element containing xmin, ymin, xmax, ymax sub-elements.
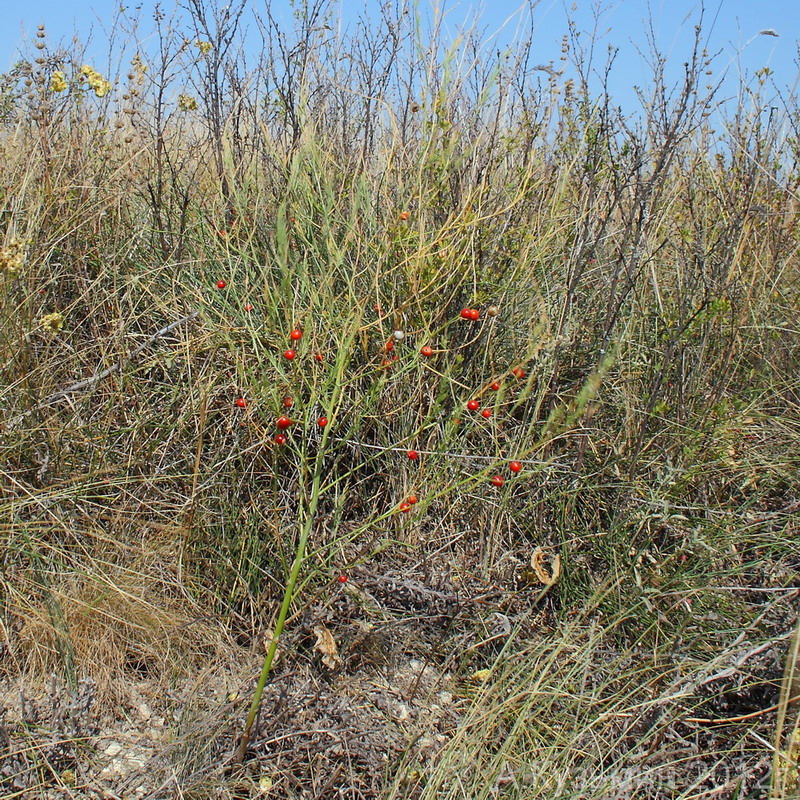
<box><xmin>393</xmin><ymin>330</ymin><xmax>405</xmax><ymax>340</ymax></box>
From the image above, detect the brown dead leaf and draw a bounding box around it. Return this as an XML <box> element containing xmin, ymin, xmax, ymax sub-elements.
<box><xmin>313</xmin><ymin>624</ymin><xmax>341</xmax><ymax>669</ymax></box>
<box><xmin>530</xmin><ymin>547</ymin><xmax>561</xmax><ymax>586</ymax></box>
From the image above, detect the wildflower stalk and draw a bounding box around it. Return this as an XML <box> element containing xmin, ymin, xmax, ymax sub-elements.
<box><xmin>233</xmin><ymin>449</ymin><xmax>326</xmax><ymax>763</ymax></box>
<box><xmin>233</xmin><ymin>310</ymin><xmax>358</xmax><ymax>763</ymax></box>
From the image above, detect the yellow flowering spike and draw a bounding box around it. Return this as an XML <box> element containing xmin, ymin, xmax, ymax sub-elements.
<box><xmin>93</xmin><ymin>79</ymin><xmax>111</xmax><ymax>98</ymax></box>
<box><xmin>40</xmin><ymin>312</ymin><xmax>65</xmax><ymax>336</ymax></box>
<box><xmin>81</xmin><ymin>66</ymin><xmax>111</xmax><ymax>97</ymax></box>
<box><xmin>0</xmin><ymin>240</ymin><xmax>27</xmax><ymax>276</ymax></box>
<box><xmin>178</xmin><ymin>93</ymin><xmax>198</xmax><ymax>111</ymax></box>
<box><xmin>50</xmin><ymin>71</ymin><xmax>67</xmax><ymax>92</ymax></box>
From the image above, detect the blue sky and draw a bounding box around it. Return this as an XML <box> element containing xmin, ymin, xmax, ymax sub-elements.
<box><xmin>1</xmin><ymin>0</ymin><xmax>797</xmax><ymax>113</ymax></box>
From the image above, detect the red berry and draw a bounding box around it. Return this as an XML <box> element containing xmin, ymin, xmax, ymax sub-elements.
<box><xmin>235</xmin><ymin>397</ymin><xmax>247</xmax><ymax>408</ymax></box>
<box><xmin>386</xmin><ymin>340</ymin><xmax>394</xmax><ymax>352</ymax></box>
<box><xmin>399</xmin><ymin>502</ymin><xmax>412</xmax><ymax>513</ymax></box>
<box><xmin>277</xmin><ymin>416</ymin><xmax>293</xmax><ymax>430</ymax></box>
<box><xmin>338</xmin><ymin>574</ymin><xmax>348</xmax><ymax>583</ymax></box>
<box><xmin>274</xmin><ymin>433</ymin><xmax>287</xmax><ymax>445</ymax></box>
<box><xmin>467</xmin><ymin>399</ymin><xmax>480</xmax><ymax>411</ymax></box>
<box><xmin>399</xmin><ymin>211</ymin><xmax>410</xmax><ymax>221</ymax></box>
<box><xmin>284</xmin><ymin>349</ymin><xmax>296</xmax><ymax>360</ymax></box>
<box><xmin>481</xmin><ymin>408</ymin><xmax>492</xmax><ymax>419</ymax></box>
<box><xmin>509</xmin><ymin>460</ymin><xmax>522</xmax><ymax>473</ymax></box>
<box><xmin>317</xmin><ymin>416</ymin><xmax>328</xmax><ymax>427</ymax></box>
<box><xmin>453</xmin><ymin>418</ymin><xmax>462</xmax><ymax>426</ymax></box>
<box><xmin>216</xmin><ymin>280</ymin><xmax>226</xmax><ymax>289</ymax></box>
<box><xmin>407</xmin><ymin>449</ymin><xmax>419</xmax><ymax>460</ymax></box>
<box><xmin>491</xmin><ymin>475</ymin><xmax>504</xmax><ymax>487</ymax></box>
<box><xmin>467</xmin><ymin>308</ymin><xmax>480</xmax><ymax>320</ymax></box>
<box><xmin>283</xmin><ymin>396</ymin><xmax>294</xmax><ymax>408</ymax></box>
<box><xmin>460</xmin><ymin>308</ymin><xmax>472</xmax><ymax>319</ymax></box>
<box><xmin>490</xmin><ymin>381</ymin><xmax>501</xmax><ymax>391</ymax></box>
<box><xmin>407</xmin><ymin>495</ymin><xmax>418</xmax><ymax>505</ymax></box>
<box><xmin>512</xmin><ymin>367</ymin><xmax>526</xmax><ymax>379</ymax></box>
<box><xmin>314</xmin><ymin>352</ymin><xmax>324</xmax><ymax>362</ymax></box>
<box><xmin>420</xmin><ymin>345</ymin><xmax>433</xmax><ymax>357</ymax></box>
<box><xmin>290</xmin><ymin>328</ymin><xmax>303</xmax><ymax>340</ymax></box>
<box><xmin>244</xmin><ymin>303</ymin><xmax>254</xmax><ymax>311</ymax></box>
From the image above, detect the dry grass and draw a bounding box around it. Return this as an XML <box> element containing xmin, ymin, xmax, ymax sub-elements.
<box><xmin>0</xmin><ymin>1</ymin><xmax>798</xmax><ymax>797</ymax></box>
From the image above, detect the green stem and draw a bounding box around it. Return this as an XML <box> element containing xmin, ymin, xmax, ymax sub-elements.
<box><xmin>233</xmin><ymin>311</ymin><xmax>360</xmax><ymax>764</ymax></box>
<box><xmin>233</xmin><ymin>457</ymin><xmax>324</xmax><ymax>763</ymax></box>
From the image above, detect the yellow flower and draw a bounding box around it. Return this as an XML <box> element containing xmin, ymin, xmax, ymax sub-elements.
<box><xmin>41</xmin><ymin>312</ymin><xmax>65</xmax><ymax>336</ymax></box>
<box><xmin>178</xmin><ymin>93</ymin><xmax>198</xmax><ymax>111</ymax></box>
<box><xmin>80</xmin><ymin>65</ymin><xmax>112</xmax><ymax>97</ymax></box>
<box><xmin>195</xmin><ymin>40</ymin><xmax>213</xmax><ymax>55</ymax></box>
<box><xmin>92</xmin><ymin>79</ymin><xmax>111</xmax><ymax>98</ymax></box>
<box><xmin>0</xmin><ymin>239</ymin><xmax>27</xmax><ymax>276</ymax></box>
<box><xmin>50</xmin><ymin>71</ymin><xmax>67</xmax><ymax>92</ymax></box>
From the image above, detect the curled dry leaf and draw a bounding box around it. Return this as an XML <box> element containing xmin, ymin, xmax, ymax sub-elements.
<box><xmin>313</xmin><ymin>624</ymin><xmax>341</xmax><ymax>669</ymax></box>
<box><xmin>530</xmin><ymin>547</ymin><xmax>561</xmax><ymax>586</ymax></box>
<box><xmin>262</xmin><ymin>630</ymin><xmax>282</xmax><ymax>663</ymax></box>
